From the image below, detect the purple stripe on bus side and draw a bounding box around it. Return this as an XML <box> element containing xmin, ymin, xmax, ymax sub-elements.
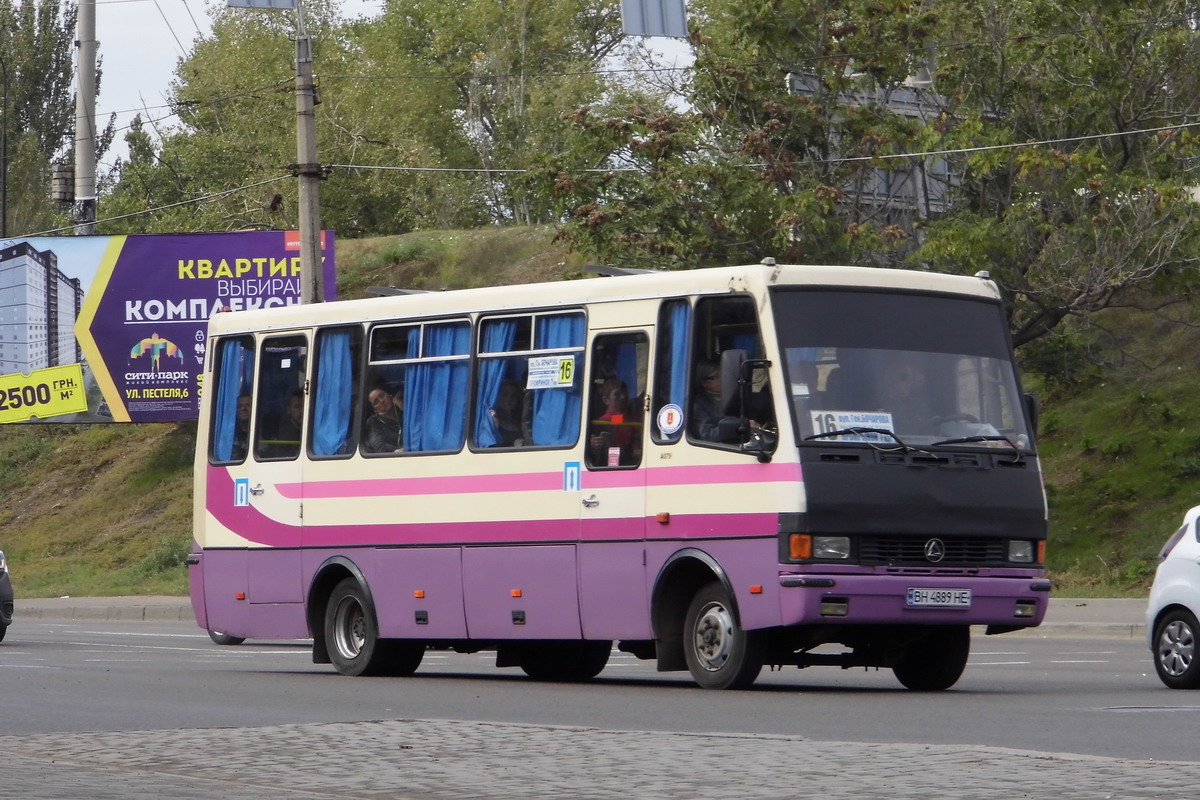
<box><xmin>274</xmin><ymin>461</ymin><xmax>803</xmax><ymax>499</ymax></box>
<box><xmin>207</xmin><ymin>466</ymin><xmax>780</xmax><ymax>548</ymax></box>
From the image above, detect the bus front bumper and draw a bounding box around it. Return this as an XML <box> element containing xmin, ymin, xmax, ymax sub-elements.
<box><xmin>778</xmin><ymin>572</ymin><xmax>1052</xmax><ymax>630</ymax></box>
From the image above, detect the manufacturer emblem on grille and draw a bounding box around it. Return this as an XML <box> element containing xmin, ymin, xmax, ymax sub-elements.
<box><xmin>924</xmin><ymin>538</ymin><xmax>946</xmax><ymax>563</ymax></box>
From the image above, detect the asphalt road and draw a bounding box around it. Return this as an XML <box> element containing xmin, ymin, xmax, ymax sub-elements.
<box><xmin>1</xmin><ymin>598</ymin><xmax>1196</xmax><ymax>799</ymax></box>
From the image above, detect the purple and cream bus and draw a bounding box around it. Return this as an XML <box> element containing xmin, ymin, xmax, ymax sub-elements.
<box><xmin>188</xmin><ymin>261</ymin><xmax>1049</xmax><ymax>690</ymax></box>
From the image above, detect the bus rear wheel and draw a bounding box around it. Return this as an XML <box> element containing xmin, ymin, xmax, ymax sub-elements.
<box><xmin>891</xmin><ymin>626</ymin><xmax>970</xmax><ymax>691</ymax></box>
<box><xmin>683</xmin><ymin>582</ymin><xmax>763</xmax><ymax>690</ymax></box>
<box><xmin>325</xmin><ymin>577</ymin><xmax>424</xmax><ymax>677</ymax></box>
<box><xmin>518</xmin><ymin>640</ymin><xmax>612</xmax><ymax>681</ymax></box>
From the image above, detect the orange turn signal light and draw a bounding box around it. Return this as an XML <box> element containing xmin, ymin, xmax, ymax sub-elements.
<box><xmin>789</xmin><ymin>534</ymin><xmax>812</xmax><ymax>560</ymax></box>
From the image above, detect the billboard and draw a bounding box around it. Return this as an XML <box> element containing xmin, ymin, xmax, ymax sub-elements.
<box><xmin>0</xmin><ymin>231</ymin><xmax>336</xmax><ymax>423</ymax></box>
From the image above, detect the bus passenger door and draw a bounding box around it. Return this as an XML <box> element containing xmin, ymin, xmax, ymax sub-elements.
<box><xmin>578</xmin><ymin>330</ymin><xmax>652</xmax><ymax>640</ymax></box>
<box><xmin>243</xmin><ymin>333</ymin><xmax>308</xmax><ymax>608</ymax></box>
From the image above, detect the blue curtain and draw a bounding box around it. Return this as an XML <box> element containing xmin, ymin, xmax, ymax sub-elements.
<box><xmin>667</xmin><ymin>302</ymin><xmax>690</xmax><ymax>407</ymax></box>
<box><xmin>732</xmin><ymin>333</ymin><xmax>758</xmax><ymax>355</ymax></box>
<box><xmin>665</xmin><ymin>302</ymin><xmax>690</xmax><ymax>442</ymax></box>
<box><xmin>615</xmin><ymin>345</ymin><xmax>638</xmax><ymax>398</ymax></box>
<box><xmin>531</xmin><ymin>314</ymin><xmax>584</xmax><ymax>446</ymax></box>
<box><xmin>213</xmin><ymin>338</ymin><xmax>247</xmax><ymax>462</ymax></box>
<box><xmin>313</xmin><ymin>329</ymin><xmax>352</xmax><ymax>456</ymax></box>
<box><xmin>405</xmin><ymin>322</ymin><xmax>470</xmax><ymax>451</ymax></box>
<box><xmin>474</xmin><ymin>320</ymin><xmax>517</xmax><ymax>447</ymax></box>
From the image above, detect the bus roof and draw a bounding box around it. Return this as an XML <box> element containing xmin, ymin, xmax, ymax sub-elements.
<box><xmin>206</xmin><ymin>262</ymin><xmax>1001</xmax><ymax>335</ymax></box>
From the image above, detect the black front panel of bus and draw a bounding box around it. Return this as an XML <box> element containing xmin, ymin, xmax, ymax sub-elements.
<box><xmin>798</xmin><ymin>448</ymin><xmax>1047</xmax><ymax>541</ymax></box>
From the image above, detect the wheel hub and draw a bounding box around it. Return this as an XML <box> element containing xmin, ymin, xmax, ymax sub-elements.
<box><xmin>693</xmin><ymin>602</ymin><xmax>734</xmax><ymax>671</ymax></box>
<box><xmin>1159</xmin><ymin>620</ymin><xmax>1195</xmax><ymax>678</ymax></box>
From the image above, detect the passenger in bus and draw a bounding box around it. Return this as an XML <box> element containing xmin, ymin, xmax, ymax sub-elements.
<box><xmin>878</xmin><ymin>358</ymin><xmax>932</xmax><ymax>433</ymax></box>
<box><xmin>691</xmin><ymin>361</ymin><xmax>725</xmax><ymax>441</ymax></box>
<box><xmin>489</xmin><ymin>380</ymin><xmax>524</xmax><ymax>447</ymax></box>
<box><xmin>231</xmin><ymin>393</ymin><xmax>252</xmax><ymax>460</ymax></box>
<box><xmin>589</xmin><ymin>378</ymin><xmax>638</xmax><ymax>465</ymax></box>
<box><xmin>364</xmin><ymin>386</ymin><xmax>403</xmax><ymax>453</ymax></box>
<box><xmin>692</xmin><ymin>361</ymin><xmax>771</xmax><ymax>442</ymax></box>
<box><xmin>270</xmin><ymin>389</ymin><xmax>304</xmax><ymax>456</ymax></box>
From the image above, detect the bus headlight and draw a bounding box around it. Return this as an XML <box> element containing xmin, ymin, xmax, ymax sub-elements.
<box><xmin>1008</xmin><ymin>540</ymin><xmax>1034</xmax><ymax>563</ymax></box>
<box><xmin>813</xmin><ymin>536</ymin><xmax>851</xmax><ymax>560</ymax></box>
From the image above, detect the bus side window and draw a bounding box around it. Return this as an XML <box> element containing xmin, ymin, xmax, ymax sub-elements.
<box><xmin>690</xmin><ymin>296</ymin><xmax>774</xmax><ymax>444</ymax></box>
<box><xmin>651</xmin><ymin>299</ymin><xmax>690</xmax><ymax>444</ymax></box>
<box><xmin>404</xmin><ymin>320</ymin><xmax>470</xmax><ymax>453</ymax></box>
<box><xmin>311</xmin><ymin>327</ymin><xmax>361</xmax><ymax>458</ymax></box>
<box><xmin>521</xmin><ymin>312</ymin><xmax>585</xmax><ymax>448</ymax></box>
<box><xmin>254</xmin><ymin>334</ymin><xmax>308</xmax><ymax>461</ymax></box>
<box><xmin>209</xmin><ymin>336</ymin><xmax>255</xmax><ymax>464</ymax></box>
<box><xmin>586</xmin><ymin>332</ymin><xmax>647</xmax><ymax>469</ymax></box>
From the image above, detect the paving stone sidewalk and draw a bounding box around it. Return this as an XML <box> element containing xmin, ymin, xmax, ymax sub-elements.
<box><xmin>2</xmin><ymin>718</ymin><xmax>1196</xmax><ymax>800</ymax></box>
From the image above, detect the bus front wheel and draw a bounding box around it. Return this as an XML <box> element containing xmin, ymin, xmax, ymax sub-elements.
<box><xmin>891</xmin><ymin>626</ymin><xmax>970</xmax><ymax>691</ymax></box>
<box><xmin>325</xmin><ymin>577</ymin><xmax>424</xmax><ymax>677</ymax></box>
<box><xmin>683</xmin><ymin>582</ymin><xmax>763</xmax><ymax>690</ymax></box>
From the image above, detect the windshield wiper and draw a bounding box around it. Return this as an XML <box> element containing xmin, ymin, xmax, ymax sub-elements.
<box><xmin>930</xmin><ymin>434</ymin><xmax>1023</xmax><ymax>460</ymax></box>
<box><xmin>804</xmin><ymin>427</ymin><xmax>917</xmax><ymax>451</ymax></box>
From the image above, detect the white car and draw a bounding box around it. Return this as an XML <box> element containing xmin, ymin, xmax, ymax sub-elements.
<box><xmin>1147</xmin><ymin>506</ymin><xmax>1200</xmax><ymax>688</ymax></box>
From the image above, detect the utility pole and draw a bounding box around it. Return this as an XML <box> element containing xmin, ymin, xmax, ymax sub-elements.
<box><xmin>229</xmin><ymin>0</ymin><xmax>325</xmax><ymax>302</ymax></box>
<box><xmin>74</xmin><ymin>0</ymin><xmax>97</xmax><ymax>235</ymax></box>
<box><xmin>293</xmin><ymin>0</ymin><xmax>324</xmax><ymax>303</ymax></box>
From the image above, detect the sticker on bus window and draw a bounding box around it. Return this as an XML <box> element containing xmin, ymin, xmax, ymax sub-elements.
<box><xmin>810</xmin><ymin>410</ymin><xmax>895</xmax><ymax>443</ymax></box>
<box><xmin>657</xmin><ymin>403</ymin><xmax>683</xmax><ymax>436</ymax></box>
<box><xmin>527</xmin><ymin>355</ymin><xmax>576</xmax><ymax>389</ymax></box>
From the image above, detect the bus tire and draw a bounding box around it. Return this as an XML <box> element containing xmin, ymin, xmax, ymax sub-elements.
<box><xmin>1153</xmin><ymin>609</ymin><xmax>1200</xmax><ymax>689</ymax></box>
<box><xmin>683</xmin><ymin>582</ymin><xmax>763</xmax><ymax>690</ymax></box>
<box><xmin>207</xmin><ymin>630</ymin><xmax>246</xmax><ymax>646</ymax></box>
<box><xmin>518</xmin><ymin>640</ymin><xmax>612</xmax><ymax>681</ymax></box>
<box><xmin>892</xmin><ymin>626</ymin><xmax>970</xmax><ymax>691</ymax></box>
<box><xmin>325</xmin><ymin>577</ymin><xmax>422</xmax><ymax>677</ymax></box>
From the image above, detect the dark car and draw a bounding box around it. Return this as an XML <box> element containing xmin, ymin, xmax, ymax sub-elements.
<box><xmin>0</xmin><ymin>549</ymin><xmax>12</xmax><ymax>642</ymax></box>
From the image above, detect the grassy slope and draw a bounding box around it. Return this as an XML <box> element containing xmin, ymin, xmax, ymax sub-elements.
<box><xmin>0</xmin><ymin>226</ymin><xmax>1190</xmax><ymax>597</ymax></box>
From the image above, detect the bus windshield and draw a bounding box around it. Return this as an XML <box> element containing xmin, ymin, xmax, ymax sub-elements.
<box><xmin>771</xmin><ymin>288</ymin><xmax>1032</xmax><ymax>451</ymax></box>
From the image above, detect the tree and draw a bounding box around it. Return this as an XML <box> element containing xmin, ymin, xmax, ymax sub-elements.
<box><xmin>540</xmin><ymin>0</ymin><xmax>1200</xmax><ymax>349</ymax></box>
<box><xmin>538</xmin><ymin>0</ymin><xmax>940</xmax><ymax>268</ymax></box>
<box><xmin>0</xmin><ymin>0</ymin><xmax>110</xmax><ymax>236</ymax></box>
<box><xmin>917</xmin><ymin>0</ymin><xmax>1200</xmax><ymax>347</ymax></box>
<box><xmin>99</xmin><ymin>0</ymin><xmax>636</xmax><ymax>235</ymax></box>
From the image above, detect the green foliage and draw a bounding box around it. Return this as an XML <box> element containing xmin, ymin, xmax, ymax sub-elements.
<box><xmin>98</xmin><ymin>0</ymin><xmax>631</xmax><ymax>236</ymax></box>
<box><xmin>918</xmin><ymin>1</ymin><xmax>1200</xmax><ymax>347</ymax></box>
<box><xmin>0</xmin><ymin>0</ymin><xmax>111</xmax><ymax>236</ymax></box>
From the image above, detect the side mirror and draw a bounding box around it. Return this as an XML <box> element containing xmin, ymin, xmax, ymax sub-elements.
<box><xmin>1023</xmin><ymin>393</ymin><xmax>1040</xmax><ymax>439</ymax></box>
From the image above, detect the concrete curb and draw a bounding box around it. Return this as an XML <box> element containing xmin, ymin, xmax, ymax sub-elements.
<box><xmin>16</xmin><ymin>596</ymin><xmax>194</xmax><ymax>623</ymax></box>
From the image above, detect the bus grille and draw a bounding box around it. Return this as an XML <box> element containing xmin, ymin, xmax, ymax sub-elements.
<box><xmin>858</xmin><ymin>536</ymin><xmax>1010</xmax><ymax>567</ymax></box>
